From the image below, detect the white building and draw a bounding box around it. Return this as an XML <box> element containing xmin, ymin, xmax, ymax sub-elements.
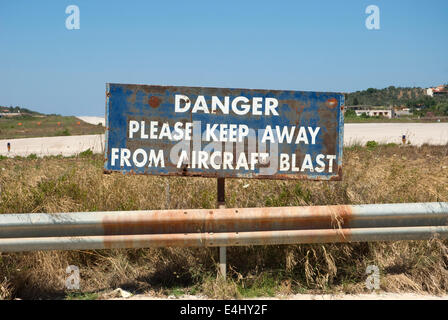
<box><xmin>355</xmin><ymin>109</ymin><xmax>393</xmax><ymax>119</ymax></box>
<box><xmin>0</xmin><ymin>111</ymin><xmax>21</xmax><ymax>117</ymax></box>
<box><xmin>426</xmin><ymin>85</ymin><xmax>448</xmax><ymax>97</ymax></box>
<box><xmin>394</xmin><ymin>109</ymin><xmax>412</xmax><ymax>117</ymax></box>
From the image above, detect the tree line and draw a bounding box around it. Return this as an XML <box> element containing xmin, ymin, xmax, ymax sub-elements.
<box><xmin>345</xmin><ymin>86</ymin><xmax>448</xmax><ymax>116</ymax></box>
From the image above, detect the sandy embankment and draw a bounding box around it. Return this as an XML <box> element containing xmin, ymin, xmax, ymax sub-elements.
<box><xmin>0</xmin><ymin>118</ymin><xmax>447</xmax><ymax>157</ymax></box>
<box><xmin>76</xmin><ymin>116</ymin><xmax>105</xmax><ymax>127</ymax></box>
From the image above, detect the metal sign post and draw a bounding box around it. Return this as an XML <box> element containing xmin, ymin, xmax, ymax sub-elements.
<box><xmin>217</xmin><ymin>177</ymin><xmax>226</xmax><ymax>279</ymax></box>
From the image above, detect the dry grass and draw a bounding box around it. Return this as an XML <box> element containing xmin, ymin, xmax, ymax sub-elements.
<box><xmin>0</xmin><ymin>143</ymin><xmax>447</xmax><ymax>299</ymax></box>
<box><xmin>0</xmin><ymin>277</ymin><xmax>12</xmax><ymax>300</ymax></box>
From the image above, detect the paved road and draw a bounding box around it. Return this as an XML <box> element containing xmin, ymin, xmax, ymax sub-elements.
<box><xmin>344</xmin><ymin>123</ymin><xmax>448</xmax><ymax>146</ymax></box>
<box><xmin>0</xmin><ymin>134</ymin><xmax>105</xmax><ymax>157</ymax></box>
<box><xmin>1</xmin><ymin>122</ymin><xmax>447</xmax><ymax>157</ymax></box>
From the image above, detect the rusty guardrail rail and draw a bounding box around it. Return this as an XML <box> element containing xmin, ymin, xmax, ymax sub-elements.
<box><xmin>0</xmin><ymin>202</ymin><xmax>447</xmax><ymax>252</ymax></box>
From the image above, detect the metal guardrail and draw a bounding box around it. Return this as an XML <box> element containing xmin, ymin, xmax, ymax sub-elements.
<box><xmin>0</xmin><ymin>202</ymin><xmax>447</xmax><ymax>252</ymax></box>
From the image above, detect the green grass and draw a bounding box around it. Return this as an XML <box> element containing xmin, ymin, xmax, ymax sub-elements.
<box><xmin>169</xmin><ymin>287</ymin><xmax>186</xmax><ymax>297</ymax></box>
<box><xmin>55</xmin><ymin>128</ymin><xmax>71</xmax><ymax>136</ymax></box>
<box><xmin>65</xmin><ymin>291</ymin><xmax>99</xmax><ymax>300</ymax></box>
<box><xmin>0</xmin><ymin>115</ymin><xmax>104</xmax><ymax>139</ymax></box>
<box><xmin>236</xmin><ymin>274</ymin><xmax>280</xmax><ymax>297</ymax></box>
<box><xmin>79</xmin><ymin>148</ymin><xmax>94</xmax><ymax>157</ymax></box>
<box><xmin>366</xmin><ymin>140</ymin><xmax>379</xmax><ymax>150</ymax></box>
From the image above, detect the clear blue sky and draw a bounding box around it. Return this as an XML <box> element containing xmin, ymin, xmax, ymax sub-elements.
<box><xmin>0</xmin><ymin>0</ymin><xmax>447</xmax><ymax>116</ymax></box>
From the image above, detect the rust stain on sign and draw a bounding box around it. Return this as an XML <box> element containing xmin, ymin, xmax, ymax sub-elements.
<box><xmin>148</xmin><ymin>96</ymin><xmax>161</xmax><ymax>108</ymax></box>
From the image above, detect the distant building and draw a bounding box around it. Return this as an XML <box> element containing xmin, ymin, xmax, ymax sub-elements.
<box><xmin>426</xmin><ymin>85</ymin><xmax>448</xmax><ymax>97</ymax></box>
<box><xmin>345</xmin><ymin>105</ymin><xmax>394</xmax><ymax>119</ymax></box>
<box><xmin>394</xmin><ymin>108</ymin><xmax>412</xmax><ymax>117</ymax></box>
<box><xmin>0</xmin><ymin>111</ymin><xmax>21</xmax><ymax>117</ymax></box>
<box><xmin>355</xmin><ymin>109</ymin><xmax>393</xmax><ymax>119</ymax></box>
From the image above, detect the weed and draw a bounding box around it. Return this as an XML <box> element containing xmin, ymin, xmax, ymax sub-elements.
<box><xmin>366</xmin><ymin>140</ymin><xmax>379</xmax><ymax>150</ymax></box>
<box><xmin>55</xmin><ymin>128</ymin><xmax>71</xmax><ymax>136</ymax></box>
<box><xmin>79</xmin><ymin>148</ymin><xmax>93</xmax><ymax>157</ymax></box>
<box><xmin>65</xmin><ymin>291</ymin><xmax>99</xmax><ymax>300</ymax></box>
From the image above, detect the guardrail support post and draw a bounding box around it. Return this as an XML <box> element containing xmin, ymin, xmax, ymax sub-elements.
<box><xmin>217</xmin><ymin>177</ymin><xmax>226</xmax><ymax>279</ymax></box>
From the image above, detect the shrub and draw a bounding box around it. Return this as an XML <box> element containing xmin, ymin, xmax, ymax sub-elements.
<box><xmin>56</xmin><ymin>129</ymin><xmax>71</xmax><ymax>136</ymax></box>
<box><xmin>366</xmin><ymin>140</ymin><xmax>378</xmax><ymax>150</ymax></box>
<box><xmin>79</xmin><ymin>148</ymin><xmax>93</xmax><ymax>157</ymax></box>
<box><xmin>344</xmin><ymin>109</ymin><xmax>357</xmax><ymax>118</ymax></box>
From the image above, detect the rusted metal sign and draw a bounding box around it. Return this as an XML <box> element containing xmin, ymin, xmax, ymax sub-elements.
<box><xmin>104</xmin><ymin>83</ymin><xmax>344</xmax><ymax>180</ymax></box>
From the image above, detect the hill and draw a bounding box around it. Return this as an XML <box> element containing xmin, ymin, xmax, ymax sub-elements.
<box><xmin>0</xmin><ymin>115</ymin><xmax>105</xmax><ymax>139</ymax></box>
<box><xmin>345</xmin><ymin>86</ymin><xmax>448</xmax><ymax>117</ymax></box>
<box><xmin>345</xmin><ymin>86</ymin><xmax>428</xmax><ymax>106</ymax></box>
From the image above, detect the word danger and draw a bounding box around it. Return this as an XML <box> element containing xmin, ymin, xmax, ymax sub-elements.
<box><xmin>174</xmin><ymin>94</ymin><xmax>279</xmax><ymax>116</ymax></box>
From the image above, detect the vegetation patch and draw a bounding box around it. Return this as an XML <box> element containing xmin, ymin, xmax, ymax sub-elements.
<box><xmin>0</xmin><ymin>115</ymin><xmax>104</xmax><ymax>139</ymax></box>
<box><xmin>0</xmin><ymin>144</ymin><xmax>447</xmax><ymax>299</ymax></box>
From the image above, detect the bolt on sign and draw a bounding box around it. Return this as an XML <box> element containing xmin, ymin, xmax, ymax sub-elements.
<box><xmin>104</xmin><ymin>83</ymin><xmax>344</xmax><ymax>180</ymax></box>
